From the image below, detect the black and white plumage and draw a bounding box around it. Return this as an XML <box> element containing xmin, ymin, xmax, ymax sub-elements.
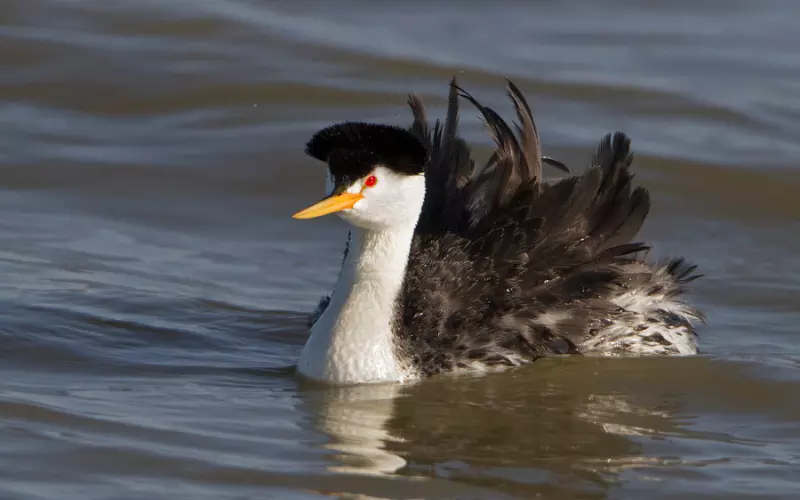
<box><xmin>294</xmin><ymin>78</ymin><xmax>703</xmax><ymax>385</ymax></box>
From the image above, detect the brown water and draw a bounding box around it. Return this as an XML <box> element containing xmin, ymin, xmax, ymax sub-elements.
<box><xmin>1</xmin><ymin>1</ymin><xmax>799</xmax><ymax>498</ymax></box>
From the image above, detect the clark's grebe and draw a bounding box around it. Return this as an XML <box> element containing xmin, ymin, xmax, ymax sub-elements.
<box><xmin>292</xmin><ymin>79</ymin><xmax>703</xmax><ymax>385</ymax></box>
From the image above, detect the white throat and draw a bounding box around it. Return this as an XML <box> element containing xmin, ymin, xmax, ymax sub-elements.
<box><xmin>298</xmin><ymin>222</ymin><xmax>418</xmax><ymax>385</ymax></box>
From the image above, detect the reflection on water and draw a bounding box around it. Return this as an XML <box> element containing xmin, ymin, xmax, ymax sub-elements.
<box><xmin>2</xmin><ymin>0</ymin><xmax>800</xmax><ymax>498</ymax></box>
<box><xmin>295</xmin><ymin>356</ymin><xmax>800</xmax><ymax>499</ymax></box>
<box><xmin>303</xmin><ymin>383</ymin><xmax>407</xmax><ymax>476</ymax></box>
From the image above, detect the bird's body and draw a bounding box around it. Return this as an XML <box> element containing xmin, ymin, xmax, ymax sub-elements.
<box><xmin>294</xmin><ymin>79</ymin><xmax>703</xmax><ymax>385</ymax></box>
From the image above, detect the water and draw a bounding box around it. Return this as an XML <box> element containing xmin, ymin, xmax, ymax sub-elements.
<box><xmin>1</xmin><ymin>1</ymin><xmax>799</xmax><ymax>498</ymax></box>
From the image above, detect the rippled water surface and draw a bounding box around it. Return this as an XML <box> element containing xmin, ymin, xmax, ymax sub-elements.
<box><xmin>1</xmin><ymin>1</ymin><xmax>799</xmax><ymax>498</ymax></box>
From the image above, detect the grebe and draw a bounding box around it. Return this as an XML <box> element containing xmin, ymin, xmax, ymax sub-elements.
<box><xmin>292</xmin><ymin>79</ymin><xmax>703</xmax><ymax>385</ymax></box>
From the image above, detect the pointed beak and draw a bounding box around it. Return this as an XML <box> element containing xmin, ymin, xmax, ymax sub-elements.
<box><xmin>292</xmin><ymin>191</ymin><xmax>364</xmax><ymax>219</ymax></box>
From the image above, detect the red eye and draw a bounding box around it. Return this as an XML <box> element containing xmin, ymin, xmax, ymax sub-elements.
<box><xmin>364</xmin><ymin>175</ymin><xmax>377</xmax><ymax>187</ymax></box>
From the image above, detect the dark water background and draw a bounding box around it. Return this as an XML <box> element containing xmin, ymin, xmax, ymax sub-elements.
<box><xmin>1</xmin><ymin>1</ymin><xmax>799</xmax><ymax>498</ymax></box>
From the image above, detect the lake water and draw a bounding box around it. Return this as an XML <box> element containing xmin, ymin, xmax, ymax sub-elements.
<box><xmin>1</xmin><ymin>1</ymin><xmax>799</xmax><ymax>498</ymax></box>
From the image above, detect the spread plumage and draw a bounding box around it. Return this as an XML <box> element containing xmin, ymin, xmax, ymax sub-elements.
<box><xmin>299</xmin><ymin>78</ymin><xmax>704</xmax><ymax>384</ymax></box>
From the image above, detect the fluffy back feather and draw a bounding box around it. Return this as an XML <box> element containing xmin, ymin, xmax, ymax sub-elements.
<box><xmin>408</xmin><ymin>78</ymin><xmax>649</xmax><ymax>262</ymax></box>
<box><xmin>396</xmin><ymin>79</ymin><xmax>701</xmax><ymax>374</ymax></box>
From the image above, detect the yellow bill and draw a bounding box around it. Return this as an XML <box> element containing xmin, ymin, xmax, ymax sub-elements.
<box><xmin>292</xmin><ymin>191</ymin><xmax>364</xmax><ymax>219</ymax></box>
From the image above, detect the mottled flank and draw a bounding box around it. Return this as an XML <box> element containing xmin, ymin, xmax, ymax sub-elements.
<box><xmin>312</xmin><ymin>78</ymin><xmax>703</xmax><ymax>377</ymax></box>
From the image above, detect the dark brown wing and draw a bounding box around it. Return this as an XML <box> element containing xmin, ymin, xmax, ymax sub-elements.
<box><xmin>398</xmin><ymin>79</ymin><xmax>700</xmax><ymax>374</ymax></box>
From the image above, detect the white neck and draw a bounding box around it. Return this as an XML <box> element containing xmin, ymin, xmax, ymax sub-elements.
<box><xmin>298</xmin><ymin>222</ymin><xmax>417</xmax><ymax>385</ymax></box>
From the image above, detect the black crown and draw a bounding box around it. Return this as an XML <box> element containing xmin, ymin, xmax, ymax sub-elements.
<box><xmin>305</xmin><ymin>122</ymin><xmax>427</xmax><ymax>183</ymax></box>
